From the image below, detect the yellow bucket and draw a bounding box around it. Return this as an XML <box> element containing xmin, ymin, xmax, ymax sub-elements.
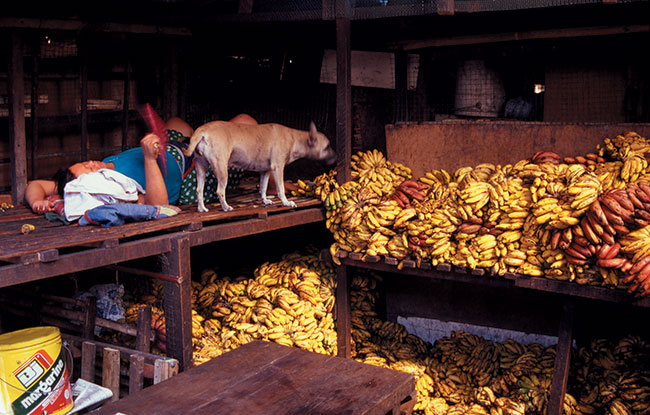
<box><xmin>0</xmin><ymin>327</ymin><xmax>73</xmax><ymax>415</ymax></box>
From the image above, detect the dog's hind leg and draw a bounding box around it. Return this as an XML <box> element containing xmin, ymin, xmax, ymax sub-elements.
<box><xmin>259</xmin><ymin>171</ymin><xmax>273</xmax><ymax>205</ymax></box>
<box><xmin>212</xmin><ymin>160</ymin><xmax>233</xmax><ymax>212</ymax></box>
<box><xmin>195</xmin><ymin>156</ymin><xmax>210</xmax><ymax>212</ymax></box>
<box><xmin>271</xmin><ymin>165</ymin><xmax>296</xmax><ymax>208</ymax></box>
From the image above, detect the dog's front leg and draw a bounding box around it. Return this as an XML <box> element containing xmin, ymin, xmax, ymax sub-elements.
<box><xmin>195</xmin><ymin>156</ymin><xmax>210</xmax><ymax>212</ymax></box>
<box><xmin>271</xmin><ymin>165</ymin><xmax>296</xmax><ymax>208</ymax></box>
<box><xmin>259</xmin><ymin>171</ymin><xmax>273</xmax><ymax>205</ymax></box>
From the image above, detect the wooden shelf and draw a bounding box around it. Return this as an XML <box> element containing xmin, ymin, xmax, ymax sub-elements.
<box><xmin>0</xmin><ymin>190</ymin><xmax>325</xmax><ymax>371</ymax></box>
<box><xmin>332</xmin><ymin>249</ymin><xmax>650</xmax><ymax>415</ymax></box>
<box><xmin>335</xmin><ymin>251</ymin><xmax>650</xmax><ymax>308</ymax></box>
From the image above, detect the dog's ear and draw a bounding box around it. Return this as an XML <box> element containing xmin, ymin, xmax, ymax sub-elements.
<box><xmin>308</xmin><ymin>121</ymin><xmax>318</xmax><ymax>147</ymax></box>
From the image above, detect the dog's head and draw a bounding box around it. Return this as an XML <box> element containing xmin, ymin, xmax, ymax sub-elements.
<box><xmin>307</xmin><ymin>122</ymin><xmax>337</xmax><ymax>165</ymax></box>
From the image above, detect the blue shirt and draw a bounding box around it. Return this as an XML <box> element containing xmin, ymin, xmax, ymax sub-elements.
<box><xmin>103</xmin><ymin>148</ymin><xmax>183</xmax><ymax>204</ymax></box>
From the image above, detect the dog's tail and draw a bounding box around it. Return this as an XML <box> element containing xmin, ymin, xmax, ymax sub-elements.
<box><xmin>182</xmin><ymin>131</ymin><xmax>202</xmax><ymax>157</ymax></box>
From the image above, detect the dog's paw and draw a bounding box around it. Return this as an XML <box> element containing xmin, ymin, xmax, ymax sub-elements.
<box><xmin>262</xmin><ymin>198</ymin><xmax>273</xmax><ymax>205</ymax></box>
<box><xmin>198</xmin><ymin>205</ymin><xmax>209</xmax><ymax>213</ymax></box>
<box><xmin>221</xmin><ymin>204</ymin><xmax>234</xmax><ymax>212</ymax></box>
<box><xmin>283</xmin><ymin>200</ymin><xmax>297</xmax><ymax>208</ymax></box>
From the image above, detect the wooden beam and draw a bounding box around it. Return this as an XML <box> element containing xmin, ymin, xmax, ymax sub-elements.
<box><xmin>392</xmin><ymin>24</ymin><xmax>650</xmax><ymax>51</ymax></box>
<box><xmin>8</xmin><ymin>32</ymin><xmax>27</xmax><ymax>205</ymax></box>
<box><xmin>0</xmin><ymin>18</ymin><xmax>191</xmax><ymax>36</ymax></box>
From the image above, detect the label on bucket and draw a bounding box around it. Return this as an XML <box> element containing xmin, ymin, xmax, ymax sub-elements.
<box><xmin>10</xmin><ymin>349</ymin><xmax>71</xmax><ymax>415</ymax></box>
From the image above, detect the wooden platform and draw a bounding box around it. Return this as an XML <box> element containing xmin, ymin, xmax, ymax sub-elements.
<box><xmin>90</xmin><ymin>340</ymin><xmax>415</xmax><ymax>415</ymax></box>
<box><xmin>0</xmin><ymin>179</ymin><xmax>320</xmax><ymax>267</ymax></box>
<box><xmin>0</xmin><ymin>180</ymin><xmax>326</xmax><ymax>371</ymax></box>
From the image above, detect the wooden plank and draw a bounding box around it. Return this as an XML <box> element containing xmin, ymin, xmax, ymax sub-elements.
<box><xmin>129</xmin><ymin>354</ymin><xmax>145</xmax><ymax>394</ymax></box>
<box><xmin>320</xmin><ymin>49</ymin><xmax>396</xmax><ymax>89</ymax></box>
<box><xmin>8</xmin><ymin>31</ymin><xmax>27</xmax><ymax>205</ymax></box>
<box><xmin>547</xmin><ymin>300</ymin><xmax>575</xmax><ymax>415</ymax></box>
<box><xmin>81</xmin><ymin>341</ymin><xmax>97</xmax><ymax>382</ymax></box>
<box><xmin>336</xmin><ymin>265</ymin><xmax>352</xmax><ymax>359</ymax></box>
<box><xmin>102</xmin><ymin>347</ymin><xmax>121</xmax><ymax>402</ymax></box>
<box><xmin>161</xmin><ymin>235</ymin><xmax>193</xmax><ymax>371</ymax></box>
<box><xmin>386</xmin><ymin>121</ymin><xmax>650</xmax><ymax>179</ymax></box>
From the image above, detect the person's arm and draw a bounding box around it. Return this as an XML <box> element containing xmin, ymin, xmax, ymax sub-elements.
<box><xmin>25</xmin><ymin>180</ymin><xmax>57</xmax><ymax>214</ymax></box>
<box><xmin>140</xmin><ymin>133</ymin><xmax>169</xmax><ymax>205</ymax></box>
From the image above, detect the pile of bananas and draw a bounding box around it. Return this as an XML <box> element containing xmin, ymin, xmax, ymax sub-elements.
<box><xmin>311</xmin><ymin>132</ymin><xmax>650</xmax><ymax>296</ymax></box>
<box><xmin>345</xmin><ymin>269</ymin><xmax>587</xmax><ymax>415</ymax></box>
<box><xmin>114</xmin><ymin>249</ymin><xmax>650</xmax><ymax>415</ymax></box>
<box><xmin>568</xmin><ymin>335</ymin><xmax>650</xmax><ymax>415</ymax></box>
<box><xmin>189</xmin><ymin>249</ymin><xmax>338</xmax><ymax>364</ymax></box>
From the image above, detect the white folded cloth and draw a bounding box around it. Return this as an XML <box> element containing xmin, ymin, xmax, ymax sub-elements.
<box><xmin>64</xmin><ymin>169</ymin><xmax>145</xmax><ymax>221</ymax></box>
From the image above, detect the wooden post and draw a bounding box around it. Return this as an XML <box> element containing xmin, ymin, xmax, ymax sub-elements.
<box><xmin>81</xmin><ymin>341</ymin><xmax>97</xmax><ymax>382</ymax></box>
<box><xmin>335</xmin><ymin>0</ymin><xmax>352</xmax><ymax>183</ymax></box>
<box><xmin>394</xmin><ymin>51</ymin><xmax>408</xmax><ymax>122</ymax></box>
<box><xmin>136</xmin><ymin>305</ymin><xmax>152</xmax><ymax>353</ymax></box>
<box><xmin>336</xmin><ymin>265</ymin><xmax>351</xmax><ymax>358</ymax></box>
<box><xmin>163</xmin><ymin>41</ymin><xmax>179</xmax><ymax>120</ymax></box>
<box><xmin>30</xmin><ymin>39</ymin><xmax>40</xmax><ymax>179</ymax></box>
<box><xmin>160</xmin><ymin>235</ymin><xmax>193</xmax><ymax>371</ymax></box>
<box><xmin>122</xmin><ymin>52</ymin><xmax>130</xmax><ymax>152</ymax></box>
<box><xmin>8</xmin><ymin>31</ymin><xmax>27</xmax><ymax>205</ymax></box>
<box><xmin>79</xmin><ymin>33</ymin><xmax>89</xmax><ymax>161</ymax></box>
<box><xmin>102</xmin><ymin>347</ymin><xmax>121</xmax><ymax>402</ymax></box>
<box><xmin>128</xmin><ymin>354</ymin><xmax>145</xmax><ymax>394</ymax></box>
<box><xmin>82</xmin><ymin>296</ymin><xmax>97</xmax><ymax>340</ymax></box>
<box><xmin>548</xmin><ymin>299</ymin><xmax>575</xmax><ymax>415</ymax></box>
<box><xmin>153</xmin><ymin>358</ymin><xmax>179</xmax><ymax>384</ymax></box>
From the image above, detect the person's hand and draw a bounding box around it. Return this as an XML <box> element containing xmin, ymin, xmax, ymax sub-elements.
<box><xmin>141</xmin><ymin>133</ymin><xmax>161</xmax><ymax>161</ymax></box>
<box><xmin>31</xmin><ymin>199</ymin><xmax>54</xmax><ymax>214</ymax></box>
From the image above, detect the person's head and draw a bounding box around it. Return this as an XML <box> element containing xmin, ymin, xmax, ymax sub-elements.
<box><xmin>52</xmin><ymin>168</ymin><xmax>75</xmax><ymax>199</ymax></box>
<box><xmin>54</xmin><ymin>160</ymin><xmax>109</xmax><ymax>197</ymax></box>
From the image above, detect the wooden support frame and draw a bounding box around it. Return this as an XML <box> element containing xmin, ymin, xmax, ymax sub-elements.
<box><xmin>160</xmin><ymin>235</ymin><xmax>193</xmax><ymax>371</ymax></box>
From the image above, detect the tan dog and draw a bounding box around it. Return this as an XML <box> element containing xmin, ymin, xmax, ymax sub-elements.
<box><xmin>182</xmin><ymin>121</ymin><xmax>336</xmax><ymax>212</ymax></box>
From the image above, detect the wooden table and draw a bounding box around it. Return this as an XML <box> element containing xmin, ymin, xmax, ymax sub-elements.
<box><xmin>90</xmin><ymin>340</ymin><xmax>415</xmax><ymax>415</ymax></box>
